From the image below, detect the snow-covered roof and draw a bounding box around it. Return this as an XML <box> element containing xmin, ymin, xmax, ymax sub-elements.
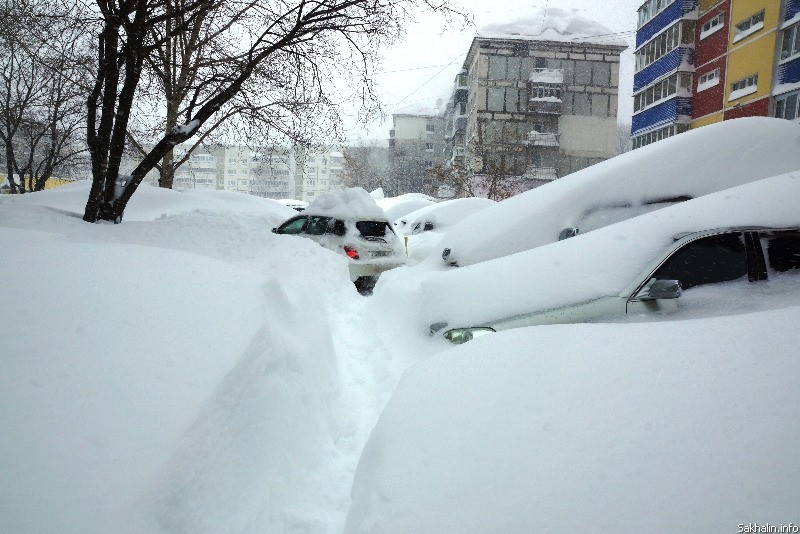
<box><xmin>304</xmin><ymin>187</ymin><xmax>385</xmax><ymax>219</ymax></box>
<box><xmin>477</xmin><ymin>8</ymin><xmax>628</xmax><ymax>47</ymax></box>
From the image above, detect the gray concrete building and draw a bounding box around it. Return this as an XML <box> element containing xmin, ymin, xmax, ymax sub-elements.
<box><xmin>444</xmin><ymin>8</ymin><xmax>628</xmax><ymax>196</ymax></box>
<box><xmin>387</xmin><ymin>111</ymin><xmax>447</xmax><ymax>196</ymax></box>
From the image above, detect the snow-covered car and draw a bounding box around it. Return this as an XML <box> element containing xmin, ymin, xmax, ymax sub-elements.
<box><xmin>393</xmin><ymin>197</ymin><xmax>496</xmax><ymax>237</ymax></box>
<box><xmin>272</xmin><ymin>189</ymin><xmax>406</xmax><ymax>293</ymax></box>
<box><xmin>393</xmin><ymin>197</ymin><xmax>495</xmax><ymax>264</ymax></box>
<box><xmin>435</xmin><ymin>118</ymin><xmax>800</xmax><ymax>268</ymax></box>
<box><xmin>376</xmin><ymin>192</ymin><xmax>437</xmax><ymax>227</ymax></box>
<box><xmin>424</xmin><ymin>172</ymin><xmax>800</xmax><ymax>343</ymax></box>
<box><xmin>276</xmin><ymin>198</ymin><xmax>309</xmax><ymax>211</ymax></box>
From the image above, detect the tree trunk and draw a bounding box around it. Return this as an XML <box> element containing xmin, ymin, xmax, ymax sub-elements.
<box><xmin>158</xmin><ymin>151</ymin><xmax>175</xmax><ymax>188</ymax></box>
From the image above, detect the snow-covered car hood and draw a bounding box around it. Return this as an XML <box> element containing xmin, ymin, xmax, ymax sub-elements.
<box><xmin>428</xmin><ymin>117</ymin><xmax>800</xmax><ymax>268</ymax></box>
<box><xmin>419</xmin><ymin>172</ymin><xmax>800</xmax><ymax>332</ymax></box>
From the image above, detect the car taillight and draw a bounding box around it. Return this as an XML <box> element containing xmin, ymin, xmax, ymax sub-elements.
<box><xmin>343</xmin><ymin>245</ymin><xmax>359</xmax><ymax>259</ymax></box>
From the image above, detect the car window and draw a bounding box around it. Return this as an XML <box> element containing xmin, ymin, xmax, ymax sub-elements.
<box><xmin>653</xmin><ymin>232</ymin><xmax>747</xmax><ymax>289</ymax></box>
<box><xmin>305</xmin><ymin>216</ymin><xmax>332</xmax><ymax>236</ymax></box>
<box><xmin>277</xmin><ymin>216</ymin><xmax>307</xmax><ymax>234</ymax></box>
<box><xmin>762</xmin><ymin>231</ymin><xmax>800</xmax><ymax>274</ymax></box>
<box><xmin>328</xmin><ymin>219</ymin><xmax>346</xmax><ymax>237</ymax></box>
<box><xmin>356</xmin><ymin>221</ymin><xmax>391</xmax><ymax>238</ymax></box>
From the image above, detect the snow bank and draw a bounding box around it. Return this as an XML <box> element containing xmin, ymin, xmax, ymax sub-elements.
<box><xmin>0</xmin><ymin>182</ymin><xmax>361</xmax><ymax>532</ymax></box>
<box><xmin>345</xmin><ymin>307</ymin><xmax>800</xmax><ymax>533</ymax></box>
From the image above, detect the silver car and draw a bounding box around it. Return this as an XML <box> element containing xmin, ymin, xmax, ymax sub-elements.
<box><xmin>435</xmin><ymin>226</ymin><xmax>800</xmax><ymax>343</ymax></box>
<box><xmin>273</xmin><ymin>214</ymin><xmax>406</xmax><ymax>293</ymax></box>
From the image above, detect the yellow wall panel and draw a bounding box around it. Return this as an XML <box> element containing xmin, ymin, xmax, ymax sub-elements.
<box><xmin>692</xmin><ymin>113</ymin><xmax>724</xmax><ymax>129</ymax></box>
<box><xmin>699</xmin><ymin>0</ymin><xmax>725</xmax><ymax>16</ymax></box>
<box><xmin>729</xmin><ymin>0</ymin><xmax>780</xmax><ymax>46</ymax></box>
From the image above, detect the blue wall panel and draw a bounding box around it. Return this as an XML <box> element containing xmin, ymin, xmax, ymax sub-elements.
<box><xmin>778</xmin><ymin>57</ymin><xmax>800</xmax><ymax>86</ymax></box>
<box><xmin>636</xmin><ymin>1</ymin><xmax>682</xmax><ymax>48</ymax></box>
<box><xmin>786</xmin><ymin>0</ymin><xmax>800</xmax><ymax>22</ymax></box>
<box><xmin>675</xmin><ymin>97</ymin><xmax>692</xmax><ymax>117</ymax></box>
<box><xmin>631</xmin><ymin>97</ymin><xmax>692</xmax><ymax>135</ymax></box>
<box><xmin>632</xmin><ymin>98</ymin><xmax>678</xmax><ymax>134</ymax></box>
<box><xmin>635</xmin><ymin>0</ymin><xmax>697</xmax><ymax>48</ymax></box>
<box><xmin>633</xmin><ymin>49</ymin><xmax>681</xmax><ymax>91</ymax></box>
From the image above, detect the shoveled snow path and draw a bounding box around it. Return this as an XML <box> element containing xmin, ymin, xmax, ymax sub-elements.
<box><xmin>320</xmin><ymin>291</ymin><xmax>410</xmax><ymax>532</ymax></box>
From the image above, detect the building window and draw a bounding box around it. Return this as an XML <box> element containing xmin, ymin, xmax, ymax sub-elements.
<box><xmin>775</xmin><ymin>92</ymin><xmax>799</xmax><ymax>121</ymax></box>
<box><xmin>734</xmin><ymin>10</ymin><xmax>765</xmax><ymax>43</ymax></box>
<box><xmin>426</xmin><ymin>123</ymin><xmax>435</xmax><ymax>132</ymax></box>
<box><xmin>637</xmin><ymin>0</ymin><xmax>677</xmax><ymax>28</ymax></box>
<box><xmin>633</xmin><ymin>72</ymin><xmax>691</xmax><ymax>113</ymax></box>
<box><xmin>530</xmin><ymin>85</ymin><xmax>561</xmax><ymax>99</ymax></box>
<box><xmin>424</xmin><ymin>143</ymin><xmax>434</xmax><ymax>151</ymax></box>
<box><xmin>700</xmin><ymin>12</ymin><xmax>725</xmax><ymax>39</ymax></box>
<box><xmin>632</xmin><ymin>123</ymin><xmax>690</xmax><ymax>149</ymax></box>
<box><xmin>635</xmin><ymin>21</ymin><xmax>693</xmax><ymax>72</ymax></box>
<box><xmin>781</xmin><ymin>23</ymin><xmax>800</xmax><ymax>62</ymax></box>
<box><xmin>729</xmin><ymin>74</ymin><xmax>758</xmax><ymax>100</ymax></box>
<box><xmin>697</xmin><ymin>68</ymin><xmax>720</xmax><ymax>92</ymax></box>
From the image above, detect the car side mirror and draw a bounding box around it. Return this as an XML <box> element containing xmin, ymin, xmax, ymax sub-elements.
<box><xmin>271</xmin><ymin>228</ymin><xmax>278</xmax><ymax>233</ymax></box>
<box><xmin>636</xmin><ymin>278</ymin><xmax>682</xmax><ymax>301</ymax></box>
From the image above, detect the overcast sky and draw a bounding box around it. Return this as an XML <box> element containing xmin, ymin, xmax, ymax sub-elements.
<box><xmin>343</xmin><ymin>0</ymin><xmax>645</xmax><ymax>142</ymax></box>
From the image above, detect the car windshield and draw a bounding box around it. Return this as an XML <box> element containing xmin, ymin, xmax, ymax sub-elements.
<box><xmin>356</xmin><ymin>221</ymin><xmax>391</xmax><ymax>238</ymax></box>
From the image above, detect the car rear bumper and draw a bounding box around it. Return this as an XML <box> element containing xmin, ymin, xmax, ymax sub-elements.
<box><xmin>347</xmin><ymin>261</ymin><xmax>405</xmax><ymax>281</ymax></box>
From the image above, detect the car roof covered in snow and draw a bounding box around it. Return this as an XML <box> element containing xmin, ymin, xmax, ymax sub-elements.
<box><xmin>428</xmin><ymin>118</ymin><xmax>800</xmax><ymax>268</ymax></box>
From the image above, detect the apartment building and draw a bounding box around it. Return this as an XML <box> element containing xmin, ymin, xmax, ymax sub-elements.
<box><xmin>634</xmin><ymin>0</ymin><xmax>800</xmax><ymax>148</ymax></box>
<box><xmin>138</xmin><ymin>145</ymin><xmax>297</xmax><ymax>199</ymax></box>
<box><xmin>444</xmin><ymin>8</ymin><xmax>626</xmax><ymax>193</ymax></box>
<box><xmin>293</xmin><ymin>148</ymin><xmax>345</xmax><ymax>202</ymax></box>
<box><xmin>208</xmin><ymin>145</ymin><xmax>297</xmax><ymax>199</ymax></box>
<box><xmin>774</xmin><ymin>0</ymin><xmax>800</xmax><ymax>120</ymax></box>
<box><xmin>631</xmin><ymin>0</ymin><xmax>697</xmax><ymax>149</ymax></box>
<box><xmin>387</xmin><ymin>112</ymin><xmax>447</xmax><ymax>196</ymax></box>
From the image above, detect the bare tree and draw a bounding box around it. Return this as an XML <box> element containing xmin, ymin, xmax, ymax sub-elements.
<box><xmin>0</xmin><ymin>0</ymin><xmax>89</xmax><ymax>193</ymax></box>
<box><xmin>341</xmin><ymin>140</ymin><xmax>389</xmax><ymax>193</ymax></box>
<box><xmin>616</xmin><ymin>122</ymin><xmax>632</xmax><ymax>155</ymax></box>
<box><xmin>426</xmin><ymin>163</ymin><xmax>472</xmax><ymax>198</ymax></box>
<box><xmin>82</xmin><ymin>0</ymin><xmax>463</xmax><ymax>223</ymax></box>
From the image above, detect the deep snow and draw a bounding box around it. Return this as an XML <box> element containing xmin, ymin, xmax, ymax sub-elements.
<box><xmin>2</xmin><ymin>118</ymin><xmax>800</xmax><ymax>532</ymax></box>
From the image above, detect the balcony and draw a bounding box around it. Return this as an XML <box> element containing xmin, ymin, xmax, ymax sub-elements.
<box><xmin>526</xmin><ymin>132</ymin><xmax>560</xmax><ymax>147</ymax></box>
<box><xmin>528</xmin><ymin>99</ymin><xmax>562</xmax><ymax>114</ymax></box>
<box><xmin>529</xmin><ymin>68</ymin><xmax>563</xmax><ymax>84</ymax></box>
<box><xmin>523</xmin><ymin>166</ymin><xmax>558</xmax><ymax>181</ymax></box>
<box><xmin>455</xmin><ymin>69</ymin><xmax>468</xmax><ymax>90</ymax></box>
